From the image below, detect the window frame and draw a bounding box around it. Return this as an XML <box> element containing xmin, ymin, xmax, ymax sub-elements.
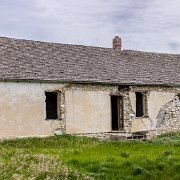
<box><xmin>45</xmin><ymin>91</ymin><xmax>58</xmax><ymax>120</ymax></box>
<box><xmin>135</xmin><ymin>92</ymin><xmax>148</xmax><ymax>118</ymax></box>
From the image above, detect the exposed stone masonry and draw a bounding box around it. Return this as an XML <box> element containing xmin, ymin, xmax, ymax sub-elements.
<box><xmin>58</xmin><ymin>90</ymin><xmax>66</xmax><ymax>133</ymax></box>
<box><xmin>156</xmin><ymin>95</ymin><xmax>180</xmax><ymax>134</ymax></box>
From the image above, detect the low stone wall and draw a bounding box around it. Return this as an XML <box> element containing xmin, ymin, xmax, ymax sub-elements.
<box><xmin>74</xmin><ymin>132</ymin><xmax>131</xmax><ymax>140</ymax></box>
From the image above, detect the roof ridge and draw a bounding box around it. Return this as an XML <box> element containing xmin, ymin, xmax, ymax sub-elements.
<box><xmin>1</xmin><ymin>36</ymin><xmax>180</xmax><ymax>55</ymax></box>
<box><xmin>0</xmin><ymin>36</ymin><xmax>112</xmax><ymax>50</ymax></box>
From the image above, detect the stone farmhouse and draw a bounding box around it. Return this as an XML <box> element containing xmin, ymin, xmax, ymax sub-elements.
<box><xmin>0</xmin><ymin>36</ymin><xmax>179</xmax><ymax>139</ymax></box>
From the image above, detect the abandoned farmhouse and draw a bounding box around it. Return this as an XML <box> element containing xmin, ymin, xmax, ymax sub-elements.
<box><xmin>0</xmin><ymin>36</ymin><xmax>179</xmax><ymax>139</ymax></box>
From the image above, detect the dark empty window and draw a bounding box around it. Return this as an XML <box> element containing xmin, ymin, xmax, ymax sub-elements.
<box><xmin>136</xmin><ymin>92</ymin><xmax>144</xmax><ymax>117</ymax></box>
<box><xmin>45</xmin><ymin>92</ymin><xmax>58</xmax><ymax>119</ymax></box>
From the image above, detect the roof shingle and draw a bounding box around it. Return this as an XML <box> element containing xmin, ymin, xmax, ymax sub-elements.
<box><xmin>0</xmin><ymin>37</ymin><xmax>179</xmax><ymax>86</ymax></box>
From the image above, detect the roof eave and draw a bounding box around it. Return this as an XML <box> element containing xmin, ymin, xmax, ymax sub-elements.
<box><xmin>0</xmin><ymin>78</ymin><xmax>179</xmax><ymax>87</ymax></box>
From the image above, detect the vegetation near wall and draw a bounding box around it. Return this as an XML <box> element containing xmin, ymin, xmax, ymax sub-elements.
<box><xmin>0</xmin><ymin>132</ymin><xmax>179</xmax><ymax>179</ymax></box>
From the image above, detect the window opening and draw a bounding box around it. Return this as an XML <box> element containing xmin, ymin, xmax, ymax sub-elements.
<box><xmin>45</xmin><ymin>92</ymin><xmax>58</xmax><ymax>119</ymax></box>
<box><xmin>136</xmin><ymin>92</ymin><xmax>145</xmax><ymax>117</ymax></box>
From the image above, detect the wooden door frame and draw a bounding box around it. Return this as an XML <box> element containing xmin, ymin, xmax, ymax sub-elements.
<box><xmin>111</xmin><ymin>95</ymin><xmax>124</xmax><ymax>131</ymax></box>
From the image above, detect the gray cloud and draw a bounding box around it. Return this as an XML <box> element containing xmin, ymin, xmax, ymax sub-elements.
<box><xmin>168</xmin><ymin>41</ymin><xmax>180</xmax><ymax>50</ymax></box>
<box><xmin>0</xmin><ymin>0</ymin><xmax>180</xmax><ymax>53</ymax></box>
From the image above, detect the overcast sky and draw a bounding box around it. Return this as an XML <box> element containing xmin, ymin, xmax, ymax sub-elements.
<box><xmin>0</xmin><ymin>0</ymin><xmax>180</xmax><ymax>53</ymax></box>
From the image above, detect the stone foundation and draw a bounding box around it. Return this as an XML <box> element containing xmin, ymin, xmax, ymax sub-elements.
<box><xmin>74</xmin><ymin>132</ymin><xmax>131</xmax><ymax>140</ymax></box>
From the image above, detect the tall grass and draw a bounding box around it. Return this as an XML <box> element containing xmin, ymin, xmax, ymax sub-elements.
<box><xmin>0</xmin><ymin>132</ymin><xmax>179</xmax><ymax>179</ymax></box>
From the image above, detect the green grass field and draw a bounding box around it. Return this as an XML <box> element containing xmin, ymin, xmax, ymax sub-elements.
<box><xmin>0</xmin><ymin>132</ymin><xmax>179</xmax><ymax>179</ymax></box>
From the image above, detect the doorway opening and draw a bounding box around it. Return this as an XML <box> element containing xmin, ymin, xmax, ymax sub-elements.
<box><xmin>111</xmin><ymin>96</ymin><xmax>124</xmax><ymax>131</ymax></box>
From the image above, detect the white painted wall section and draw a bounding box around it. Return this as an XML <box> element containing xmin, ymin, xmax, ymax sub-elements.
<box><xmin>0</xmin><ymin>82</ymin><xmax>66</xmax><ymax>138</ymax></box>
<box><xmin>65</xmin><ymin>90</ymin><xmax>111</xmax><ymax>133</ymax></box>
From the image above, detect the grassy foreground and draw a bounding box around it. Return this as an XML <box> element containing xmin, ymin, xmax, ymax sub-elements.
<box><xmin>0</xmin><ymin>132</ymin><xmax>179</xmax><ymax>179</ymax></box>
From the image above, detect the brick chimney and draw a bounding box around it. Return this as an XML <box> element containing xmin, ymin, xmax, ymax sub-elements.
<box><xmin>113</xmin><ymin>36</ymin><xmax>122</xmax><ymax>50</ymax></box>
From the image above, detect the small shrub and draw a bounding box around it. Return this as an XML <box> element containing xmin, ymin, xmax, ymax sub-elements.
<box><xmin>175</xmin><ymin>164</ymin><xmax>180</xmax><ymax>171</ymax></box>
<box><xmin>120</xmin><ymin>151</ymin><xmax>130</xmax><ymax>158</ymax></box>
<box><xmin>162</xmin><ymin>150</ymin><xmax>174</xmax><ymax>157</ymax></box>
<box><xmin>132</xmin><ymin>166</ymin><xmax>144</xmax><ymax>176</ymax></box>
<box><xmin>157</xmin><ymin>162</ymin><xmax>166</xmax><ymax>171</ymax></box>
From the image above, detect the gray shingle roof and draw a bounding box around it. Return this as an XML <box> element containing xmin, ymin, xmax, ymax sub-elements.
<box><xmin>0</xmin><ymin>37</ymin><xmax>180</xmax><ymax>86</ymax></box>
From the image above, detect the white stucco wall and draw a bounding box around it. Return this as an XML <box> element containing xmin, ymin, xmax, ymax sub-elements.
<box><xmin>0</xmin><ymin>81</ymin><xmax>66</xmax><ymax>138</ymax></box>
<box><xmin>0</xmin><ymin>81</ymin><xmax>178</xmax><ymax>138</ymax></box>
<box><xmin>129</xmin><ymin>92</ymin><xmax>136</xmax><ymax>113</ymax></box>
<box><xmin>0</xmin><ymin>82</ymin><xmax>112</xmax><ymax>137</ymax></box>
<box><xmin>65</xmin><ymin>90</ymin><xmax>111</xmax><ymax>133</ymax></box>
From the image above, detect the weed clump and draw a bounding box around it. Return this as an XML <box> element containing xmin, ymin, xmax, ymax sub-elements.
<box><xmin>162</xmin><ymin>150</ymin><xmax>174</xmax><ymax>157</ymax></box>
<box><xmin>132</xmin><ymin>166</ymin><xmax>144</xmax><ymax>175</ymax></box>
<box><xmin>120</xmin><ymin>151</ymin><xmax>130</xmax><ymax>158</ymax></box>
<box><xmin>157</xmin><ymin>162</ymin><xmax>166</xmax><ymax>171</ymax></box>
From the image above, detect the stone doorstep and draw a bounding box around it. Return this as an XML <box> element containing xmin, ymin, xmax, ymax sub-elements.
<box><xmin>71</xmin><ymin>130</ymin><xmax>161</xmax><ymax>141</ymax></box>
<box><xmin>74</xmin><ymin>130</ymin><xmax>163</xmax><ymax>141</ymax></box>
<box><xmin>110</xmin><ymin>132</ymin><xmax>147</xmax><ymax>141</ymax></box>
<box><xmin>111</xmin><ymin>130</ymin><xmax>126</xmax><ymax>133</ymax></box>
<box><xmin>74</xmin><ymin>131</ymin><xmax>133</xmax><ymax>140</ymax></box>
